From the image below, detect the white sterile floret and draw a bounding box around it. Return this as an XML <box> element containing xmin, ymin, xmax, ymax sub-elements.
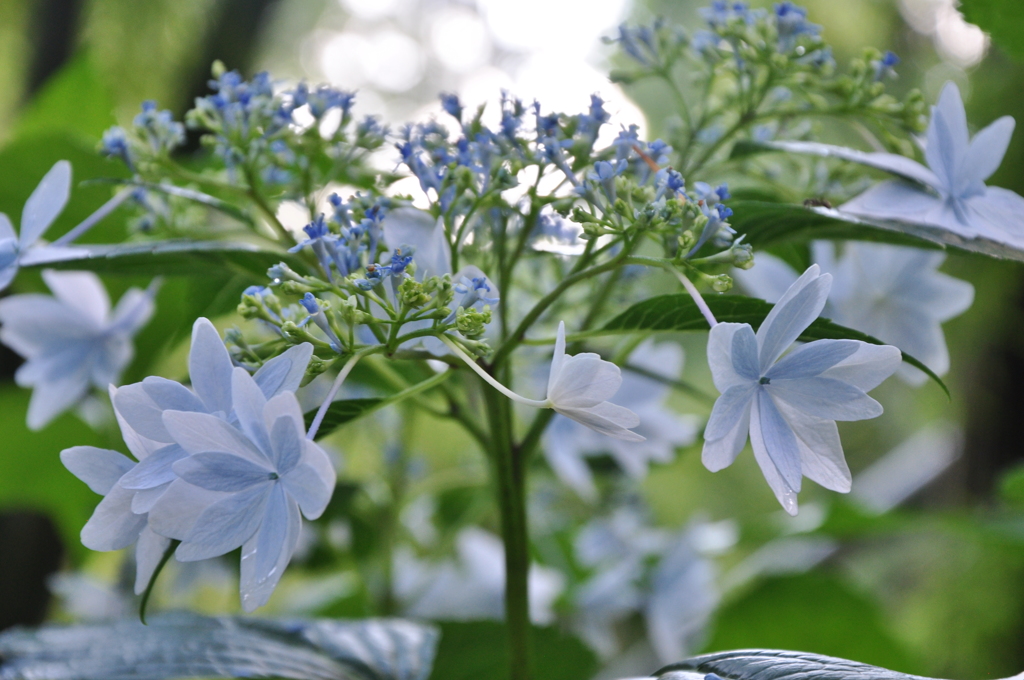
<box><xmin>544</xmin><ymin>321</ymin><xmax>644</xmax><ymax>442</ymax></box>
<box><xmin>544</xmin><ymin>340</ymin><xmax>697</xmax><ymax>501</ymax></box>
<box><xmin>0</xmin><ymin>161</ymin><xmax>71</xmax><ymax>291</ymax></box>
<box><xmin>148</xmin><ymin>367</ymin><xmax>335</xmax><ymax>611</ymax></box>
<box><xmin>835</xmin><ymin>82</ymin><xmax>1024</xmax><ymax>246</ymax></box>
<box><xmin>61</xmin><ymin>317</ymin><xmax>315</xmax><ymax>598</ymax></box>
<box><xmin>704</xmin><ymin>264</ymin><xmax>901</xmax><ymax>515</ymax></box>
<box><xmin>735</xmin><ymin>241</ymin><xmax>973</xmax><ymax>385</ymax></box>
<box><xmin>0</xmin><ymin>269</ymin><xmax>154</xmax><ymax>429</ymax></box>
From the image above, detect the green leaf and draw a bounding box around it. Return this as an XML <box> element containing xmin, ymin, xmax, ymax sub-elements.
<box><xmin>961</xmin><ymin>0</ymin><xmax>1024</xmax><ymax>61</ymax></box>
<box><xmin>999</xmin><ymin>463</ymin><xmax>1024</xmax><ymax>509</ymax></box>
<box><xmin>12</xmin><ymin>52</ymin><xmax>115</xmax><ymax>142</ymax></box>
<box><xmin>599</xmin><ymin>293</ymin><xmax>949</xmax><ymax>396</ymax></box>
<box><xmin>428</xmin><ymin>621</ymin><xmax>598</xmax><ymax>680</ymax></box>
<box><xmin>699</xmin><ymin>574</ymin><xmax>919</xmax><ymax>672</ymax></box>
<box><xmin>305</xmin><ymin>370</ymin><xmax>452</xmax><ymax>439</ymax></box>
<box><xmin>20</xmin><ymin>239</ymin><xmax>299</xmax><ymax>279</ymax></box>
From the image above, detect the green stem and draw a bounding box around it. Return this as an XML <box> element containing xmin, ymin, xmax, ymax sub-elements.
<box><xmin>483</xmin><ymin>386</ymin><xmax>532</xmax><ymax>680</ymax></box>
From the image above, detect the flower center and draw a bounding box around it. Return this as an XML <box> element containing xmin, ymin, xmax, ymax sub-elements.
<box><xmin>268</xmin><ymin>472</ymin><xmax>280</xmax><ymax>481</ymax></box>
<box><xmin>759</xmin><ymin>376</ymin><xmax>771</xmax><ymax>385</ymax></box>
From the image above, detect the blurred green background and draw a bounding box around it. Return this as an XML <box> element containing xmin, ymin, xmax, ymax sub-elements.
<box><xmin>1</xmin><ymin>0</ymin><xmax>1024</xmax><ymax>677</ymax></box>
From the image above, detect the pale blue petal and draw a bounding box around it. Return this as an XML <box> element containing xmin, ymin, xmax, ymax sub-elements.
<box><xmin>960</xmin><ymin>116</ymin><xmax>1014</xmax><ymax>193</ymax></box>
<box><xmin>704</xmin><ymin>383</ymin><xmax>756</xmax><ymax>441</ymax></box>
<box><xmin>110</xmin><ymin>384</ymin><xmax>164</xmax><ymax>462</ymax></box>
<box><xmin>177</xmin><ymin>484</ymin><xmax>271</xmax><ymax>561</ymax></box>
<box><xmin>253</xmin><ymin>343</ymin><xmax>313</xmax><ymax>398</ymax></box>
<box><xmin>382</xmin><ymin>207</ymin><xmax>451</xmax><ymax>279</ymax></box>
<box><xmin>146</xmin><ymin>479</ymin><xmax>228</xmax><ymax>540</ymax></box>
<box><xmin>841</xmin><ymin>181</ymin><xmax>949</xmax><ymax>228</ymax></box>
<box><xmin>730</xmin><ymin>324</ymin><xmax>760</xmax><ymax>380</ymax></box>
<box><xmin>819</xmin><ymin>343</ymin><xmax>901</xmax><ymax>391</ymax></box>
<box><xmin>109</xmin><ymin>287</ymin><xmax>155</xmax><ymax>335</ymax></box>
<box><xmin>701</xmin><ymin>400</ymin><xmax>751</xmax><ymax>473</ymax></box>
<box><xmin>174</xmin><ymin>452</ymin><xmax>274</xmax><ymax>492</ymax></box>
<box><xmin>189</xmin><ymin>318</ymin><xmax>233</xmax><ymax>415</ymax></box>
<box><xmin>760</xmin><ymin>140</ymin><xmax>940</xmax><ymax>188</ymax></box>
<box><xmin>60</xmin><ymin>446</ymin><xmax>135</xmax><ymax>495</ymax></box>
<box><xmin>134</xmin><ymin>526</ymin><xmax>172</xmax><ymax>595</ymax></box>
<box><xmin>756</xmin><ymin>391</ymin><xmax>803</xmax><ymax>492</ymax></box>
<box><xmin>925</xmin><ymin>81</ymin><xmax>970</xmax><ymax>193</ymax></box>
<box><xmin>706</xmin><ymin>323</ymin><xmax>753</xmax><ymax>393</ymax></box>
<box><xmin>749</xmin><ymin>398</ymin><xmax>799</xmax><ymax>515</ymax></box>
<box><xmin>162</xmin><ymin>410</ymin><xmax>269</xmax><ymax>464</ymax></box>
<box><xmin>118</xmin><ymin>444</ymin><xmax>186</xmax><ymax>490</ymax></box>
<box><xmin>775</xmin><ymin>399</ymin><xmax>851</xmax><ymax>493</ymax></box>
<box><xmin>768</xmin><ymin>377</ymin><xmax>882</xmax><ymax>421</ymax></box>
<box><xmin>23</xmin><ymin>363</ymin><xmax>91</xmax><ymax>430</ymax></box>
<box><xmin>20</xmin><ymin>161</ymin><xmax>71</xmax><ymax>248</ymax></box>
<box><xmin>0</xmin><ymin>214</ymin><xmax>14</xmax><ymax>242</ymax></box>
<box><xmin>766</xmin><ymin>339</ymin><xmax>859</xmax><ymax>380</ymax></box>
<box><xmin>757</xmin><ymin>266</ymin><xmax>831</xmax><ymax>371</ymax></box>
<box><xmin>282</xmin><ymin>460</ymin><xmax>332</xmax><ymax>519</ymax></box>
<box><xmin>556</xmin><ymin>402</ymin><xmax>644</xmax><ymax>441</ymax></box>
<box><xmin>131</xmin><ymin>484</ymin><xmax>169</xmax><ymax>514</ymax></box>
<box><xmin>549</xmin><ymin>353</ymin><xmax>622</xmax><ymax>408</ymax></box>
<box><xmin>142</xmin><ymin>376</ymin><xmax>206</xmax><ymax>414</ymax></box>
<box><xmin>261</xmin><ymin>392</ymin><xmax>307</xmax><ymax>442</ymax></box>
<box><xmin>269</xmin><ymin>414</ymin><xmax>301</xmax><ymax>474</ymax></box>
<box><xmin>547</xmin><ymin>321</ymin><xmax>567</xmax><ymax>398</ymax></box>
<box><xmin>81</xmin><ymin>484</ymin><xmax>146</xmax><ymax>551</ymax></box>
<box><xmin>543</xmin><ymin>417</ymin><xmax>599</xmax><ymax>501</ymax></box>
<box><xmin>0</xmin><ymin>295</ymin><xmax>97</xmax><ymax>355</ymax></box>
<box><xmin>41</xmin><ymin>270</ymin><xmax>110</xmax><ymax>327</ymax></box>
<box><xmin>0</xmin><ymin>255</ymin><xmax>17</xmax><ymax>292</ymax></box>
<box><xmin>239</xmin><ymin>489</ymin><xmax>300</xmax><ymax>612</ymax></box>
<box><xmin>115</xmin><ymin>382</ymin><xmax>175</xmax><ymax>443</ymax></box>
<box><xmin>964</xmin><ymin>187</ymin><xmax>1024</xmax><ymax>247</ymax></box>
<box><xmin>231</xmin><ymin>367</ymin><xmax>271</xmax><ymax>456</ymax></box>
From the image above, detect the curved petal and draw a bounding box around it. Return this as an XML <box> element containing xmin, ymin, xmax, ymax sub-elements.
<box><xmin>130</xmin><ymin>483</ymin><xmax>169</xmax><ymax>514</ymax></box>
<box><xmin>382</xmin><ymin>207</ymin><xmax>452</xmax><ymax>279</ymax></box>
<box><xmin>550</xmin><ymin>353</ymin><xmax>623</xmax><ymax>408</ymax></box>
<box><xmin>925</xmin><ymin>81</ymin><xmax>970</xmax><ymax>193</ymax></box>
<box><xmin>232</xmin><ymin>367</ymin><xmax>271</xmax><ymax>456</ymax></box>
<box><xmin>282</xmin><ymin>446</ymin><xmax>334</xmax><ymax>519</ymax></box>
<box><xmin>20</xmin><ymin>160</ymin><xmax>71</xmax><ymax>248</ymax></box>
<box><xmin>763</xmin><ymin>140</ymin><xmax>940</xmax><ymax>188</ymax></box>
<box><xmin>24</xmin><ymin>365</ymin><xmax>92</xmax><ymax>430</ymax></box>
<box><xmin>109</xmin><ymin>287</ymin><xmax>155</xmax><ymax>335</ymax></box>
<box><xmin>547</xmin><ymin>321</ymin><xmax>567</xmax><ymax>398</ymax></box>
<box><xmin>701</xmin><ymin>398</ymin><xmax>750</xmax><ymax>473</ymax></box>
<box><xmin>768</xmin><ymin>377</ymin><xmax>882</xmax><ymax>421</ymax></box>
<box><xmin>142</xmin><ymin>376</ymin><xmax>206</xmax><ymax>415</ymax></box>
<box><xmin>262</xmin><ymin>391</ymin><xmax>306</xmax><ymax>442</ymax></box>
<box><xmin>543</xmin><ymin>417</ymin><xmax>599</xmax><ymax>502</ymax></box>
<box><xmin>965</xmin><ymin>187</ymin><xmax>1024</xmax><ymax>247</ymax></box>
<box><xmin>114</xmin><ymin>381</ymin><xmax>175</xmax><ymax>444</ymax></box>
<box><xmin>119</xmin><ymin>445</ymin><xmax>187</xmax><ymax>491</ymax></box>
<box><xmin>162</xmin><ymin>410</ymin><xmax>267</xmax><ymax>464</ymax></box>
<box><xmin>704</xmin><ymin>383</ymin><xmax>756</xmax><ymax>441</ymax></box>
<box><xmin>766</xmin><ymin>339</ymin><xmax>860</xmax><ymax>380</ymax></box>
<box><xmin>61</xmin><ymin>446</ymin><xmax>135</xmax><ymax>495</ymax></box>
<box><xmin>775</xmin><ymin>399</ymin><xmax>851</xmax><ymax>493</ymax></box>
<box><xmin>42</xmin><ymin>270</ymin><xmax>110</xmax><ymax>326</ymax></box>
<box><xmin>239</xmin><ymin>489</ymin><xmax>300</xmax><ymax>612</ymax></box>
<box><xmin>730</xmin><ymin>324</ymin><xmax>760</xmax><ymax>380</ymax></box>
<box><xmin>177</xmin><ymin>484</ymin><xmax>271</xmax><ymax>561</ymax></box>
<box><xmin>188</xmin><ymin>318</ymin><xmax>233</xmax><ymax>415</ymax></box>
<box><xmin>110</xmin><ymin>384</ymin><xmax>165</xmax><ymax>461</ymax></box>
<box><xmin>757</xmin><ymin>266</ymin><xmax>831</xmax><ymax>371</ymax></box>
<box><xmin>147</xmin><ymin>479</ymin><xmax>229</xmax><ymax>540</ymax></box>
<box><xmin>706</xmin><ymin>322</ymin><xmax>752</xmax><ymax>393</ymax></box>
<box><xmin>81</xmin><ymin>484</ymin><xmax>146</xmax><ymax>552</ymax></box>
<box><xmin>960</xmin><ymin>115</ymin><xmax>1014</xmax><ymax>191</ymax></box>
<box><xmin>748</xmin><ymin>398</ymin><xmax>799</xmax><ymax>515</ymax></box>
<box><xmin>253</xmin><ymin>343</ymin><xmax>313</xmax><ymax>398</ymax></box>
<box><xmin>557</xmin><ymin>401</ymin><xmax>644</xmax><ymax>442</ymax></box>
<box><xmin>840</xmin><ymin>181</ymin><xmax>948</xmax><ymax>227</ymax></box>
<box><xmin>134</xmin><ymin>526</ymin><xmax>172</xmax><ymax>595</ymax></box>
<box><xmin>0</xmin><ymin>214</ymin><xmax>14</xmax><ymax>242</ymax></box>
<box><xmin>173</xmin><ymin>452</ymin><xmax>274</xmax><ymax>492</ymax></box>
<box><xmin>819</xmin><ymin>343</ymin><xmax>901</xmax><ymax>392</ymax></box>
<box><xmin>269</xmin><ymin>414</ymin><xmax>302</xmax><ymax>474</ymax></box>
<box><xmin>756</xmin><ymin>391</ymin><xmax>803</xmax><ymax>492</ymax></box>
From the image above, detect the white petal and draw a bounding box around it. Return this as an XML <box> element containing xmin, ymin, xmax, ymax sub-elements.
<box><xmin>269</xmin><ymin>414</ymin><xmax>302</xmax><ymax>474</ymax></box>
<box><xmin>142</xmin><ymin>376</ymin><xmax>206</xmax><ymax>414</ymax></box>
<box><xmin>114</xmin><ymin>381</ymin><xmax>175</xmax><ymax>443</ymax></box>
<box><xmin>766</xmin><ymin>339</ymin><xmax>860</xmax><ymax>380</ymax></box>
<box><xmin>733</xmin><ymin>251</ymin><xmax>798</xmax><ymax>304</ymax></box>
<box><xmin>162</xmin><ymin>410</ymin><xmax>267</xmax><ymax>464</ymax></box>
<box><xmin>134</xmin><ymin>526</ymin><xmax>172</xmax><ymax>595</ymax></box>
<box><xmin>0</xmin><ymin>214</ymin><xmax>15</xmax><ymax>242</ymax></box>
<box><xmin>20</xmin><ymin>160</ymin><xmax>71</xmax><ymax>248</ymax></box>
<box><xmin>110</xmin><ymin>384</ymin><xmax>165</xmax><ymax>461</ymax></box>
<box><xmin>756</xmin><ymin>265</ymin><xmax>830</xmax><ymax>371</ymax></box>
<box><xmin>840</xmin><ymin>182</ymin><xmax>952</xmax><ymax>230</ymax></box>
<box><xmin>177</xmin><ymin>484</ymin><xmax>272</xmax><ymax>561</ymax></box>
<box><xmin>109</xmin><ymin>286</ymin><xmax>155</xmax><ymax>335</ymax></box>
<box><xmin>547</xmin><ymin>321</ymin><xmax>567</xmax><ymax>398</ymax></box>
<box><xmin>262</xmin><ymin>391</ymin><xmax>306</xmax><ymax>441</ymax></box>
<box><xmin>24</xmin><ymin>365</ymin><xmax>91</xmax><ymax>430</ymax></box>
<box><xmin>819</xmin><ymin>343</ymin><xmax>901</xmax><ymax>392</ymax></box>
<box><xmin>173</xmin><ymin>452</ymin><xmax>274</xmax><ymax>492</ymax></box>
<box><xmin>775</xmin><ymin>400</ymin><xmax>851</xmax><ymax>493</ymax></box>
<box><xmin>963</xmin><ymin>188</ymin><xmax>1024</xmax><ymax>247</ymax></box>
<box><xmin>549</xmin><ymin>353</ymin><xmax>623</xmax><ymax>408</ymax></box>
<box><xmin>748</xmin><ymin>399</ymin><xmax>799</xmax><ymax>515</ymax></box>
<box><xmin>282</xmin><ymin>445</ymin><xmax>334</xmax><ymax>520</ymax></box>
<box><xmin>60</xmin><ymin>446</ymin><xmax>135</xmax><ymax>495</ymax></box>
<box><xmin>763</xmin><ymin>140</ymin><xmax>940</xmax><ymax>188</ymax></box>
<box><xmin>756</xmin><ymin>391</ymin><xmax>803</xmax><ymax>492</ymax></box>
<box><xmin>705</xmin><ymin>383</ymin><xmax>756</xmax><ymax>441</ymax></box>
<box><xmin>131</xmin><ymin>484</ymin><xmax>168</xmax><ymax>514</ymax></box>
<box><xmin>188</xmin><ymin>318</ymin><xmax>233</xmax><ymax>414</ymax></box>
<box><xmin>41</xmin><ymin>270</ymin><xmax>110</xmax><ymax>326</ymax></box>
<box><xmin>543</xmin><ymin>418</ymin><xmax>599</xmax><ymax>502</ymax></box>
<box><xmin>701</xmin><ymin>399</ymin><xmax>751</xmax><ymax>473</ymax></box>
<box><xmin>382</xmin><ymin>207</ymin><xmax>452</xmax><ymax>279</ymax></box>
<box><xmin>768</xmin><ymin>377</ymin><xmax>882</xmax><ymax>421</ymax></box>
<box><xmin>232</xmin><ymin>367</ymin><xmax>271</xmax><ymax>455</ymax></box>
<box><xmin>556</xmin><ymin>401</ymin><xmax>644</xmax><ymax>441</ymax></box>
<box><xmin>0</xmin><ymin>295</ymin><xmax>99</xmax><ymax>356</ymax></box>
<box><xmin>81</xmin><ymin>484</ymin><xmax>146</xmax><ymax>551</ymax></box>
<box><xmin>706</xmin><ymin>322</ymin><xmax>752</xmax><ymax>393</ymax></box>
<box><xmin>253</xmin><ymin>343</ymin><xmax>313</xmax><ymax>397</ymax></box>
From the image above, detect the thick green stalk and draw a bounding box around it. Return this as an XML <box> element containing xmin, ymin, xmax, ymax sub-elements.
<box><xmin>483</xmin><ymin>383</ymin><xmax>532</xmax><ymax>680</ymax></box>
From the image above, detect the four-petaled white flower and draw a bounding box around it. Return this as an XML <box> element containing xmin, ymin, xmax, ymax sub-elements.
<box><xmin>148</xmin><ymin>367</ymin><xmax>334</xmax><ymax>611</ymax></box>
<box><xmin>800</xmin><ymin>81</ymin><xmax>1024</xmax><ymax>246</ymax></box>
<box><xmin>543</xmin><ymin>321</ymin><xmax>644</xmax><ymax>442</ymax></box>
<box><xmin>0</xmin><ymin>161</ymin><xmax>71</xmax><ymax>291</ymax></box>
<box><xmin>0</xmin><ymin>269</ymin><xmax>155</xmax><ymax>429</ymax></box>
<box><xmin>61</xmin><ymin>317</ymin><xmax>316</xmax><ymax>601</ymax></box>
<box><xmin>704</xmin><ymin>265</ymin><xmax>901</xmax><ymax>515</ymax></box>
<box><xmin>544</xmin><ymin>340</ymin><xmax>697</xmax><ymax>501</ymax></box>
<box><xmin>735</xmin><ymin>241</ymin><xmax>973</xmax><ymax>385</ymax></box>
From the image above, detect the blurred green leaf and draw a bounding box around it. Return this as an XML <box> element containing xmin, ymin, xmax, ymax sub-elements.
<box><xmin>999</xmin><ymin>463</ymin><xmax>1024</xmax><ymax>508</ymax></box>
<box><xmin>704</xmin><ymin>574</ymin><xmax>919</xmax><ymax>672</ymax></box>
<box><xmin>428</xmin><ymin>621</ymin><xmax>598</xmax><ymax>680</ymax></box>
<box><xmin>12</xmin><ymin>52</ymin><xmax>115</xmax><ymax>142</ymax></box>
<box><xmin>600</xmin><ymin>294</ymin><xmax>949</xmax><ymax>395</ymax></box>
<box><xmin>21</xmin><ymin>239</ymin><xmax>297</xmax><ymax>279</ymax></box>
<box><xmin>961</xmin><ymin>0</ymin><xmax>1024</xmax><ymax>61</ymax></box>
